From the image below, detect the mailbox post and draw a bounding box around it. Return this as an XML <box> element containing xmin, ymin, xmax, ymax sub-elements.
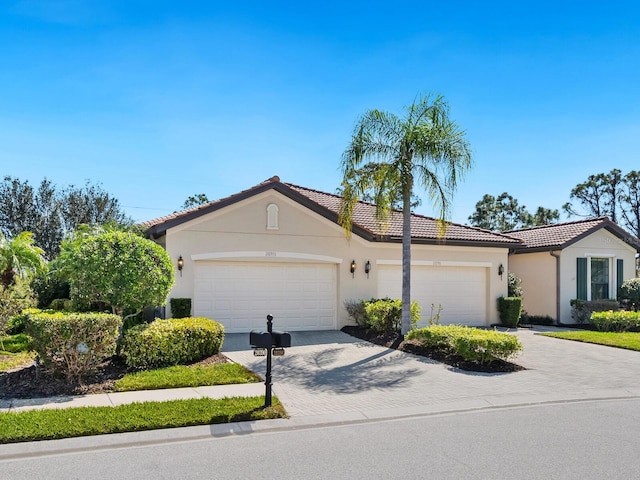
<box><xmin>249</xmin><ymin>314</ymin><xmax>291</xmax><ymax>408</ymax></box>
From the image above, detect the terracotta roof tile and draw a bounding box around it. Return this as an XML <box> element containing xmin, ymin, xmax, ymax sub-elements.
<box><xmin>285</xmin><ymin>183</ymin><xmax>520</xmax><ymax>245</ymax></box>
<box><xmin>506</xmin><ymin>217</ymin><xmax>640</xmax><ymax>251</ymax></box>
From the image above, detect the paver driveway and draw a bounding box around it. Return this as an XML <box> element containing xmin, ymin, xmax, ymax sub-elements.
<box><xmin>222</xmin><ymin>329</ymin><xmax>640</xmax><ymax>419</ymax></box>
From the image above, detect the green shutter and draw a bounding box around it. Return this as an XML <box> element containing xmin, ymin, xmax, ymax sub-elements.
<box><xmin>617</xmin><ymin>259</ymin><xmax>624</xmax><ymax>298</ymax></box>
<box><xmin>576</xmin><ymin>257</ymin><xmax>587</xmax><ymax>300</ymax></box>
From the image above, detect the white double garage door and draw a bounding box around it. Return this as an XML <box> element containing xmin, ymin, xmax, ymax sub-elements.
<box><xmin>194</xmin><ymin>261</ymin><xmax>488</xmax><ymax>333</ymax></box>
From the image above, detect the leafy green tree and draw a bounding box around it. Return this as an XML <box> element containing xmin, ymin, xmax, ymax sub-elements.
<box><xmin>54</xmin><ymin>231</ymin><xmax>174</xmax><ymax>320</ymax></box>
<box><xmin>526</xmin><ymin>206</ymin><xmax>561</xmax><ymax>227</ymax></box>
<box><xmin>0</xmin><ymin>231</ymin><xmax>44</xmax><ymax>336</ymax></box>
<box><xmin>60</xmin><ymin>181</ymin><xmax>132</xmax><ymax>234</ymax></box>
<box><xmin>468</xmin><ymin>193</ymin><xmax>558</xmax><ymax>231</ymax></box>
<box><xmin>339</xmin><ymin>93</ymin><xmax>472</xmax><ymax>335</ymax></box>
<box><xmin>0</xmin><ymin>176</ymin><xmax>132</xmax><ymax>260</ymax></box>
<box><xmin>564</xmin><ymin>169</ymin><xmax>640</xmax><ymax>237</ymax></box>
<box><xmin>0</xmin><ymin>232</ymin><xmax>46</xmax><ymax>291</ymax></box>
<box><xmin>620</xmin><ymin>170</ymin><xmax>640</xmax><ymax>237</ymax></box>
<box><xmin>181</xmin><ymin>194</ymin><xmax>210</xmax><ymax>209</ymax></box>
<box><xmin>564</xmin><ymin>169</ymin><xmax>622</xmax><ymax>222</ymax></box>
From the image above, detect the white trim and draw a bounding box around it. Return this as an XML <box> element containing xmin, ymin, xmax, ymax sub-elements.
<box><xmin>584</xmin><ymin>253</ymin><xmax>616</xmax><ymax>258</ymax></box>
<box><xmin>191</xmin><ymin>251</ymin><xmax>343</xmax><ymax>264</ymax></box>
<box><xmin>376</xmin><ymin>260</ymin><xmax>492</xmax><ymax>268</ymax></box>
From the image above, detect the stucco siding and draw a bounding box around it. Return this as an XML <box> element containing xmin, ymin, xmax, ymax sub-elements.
<box><xmin>161</xmin><ymin>190</ymin><xmax>509</xmax><ymax>329</ymax></box>
<box><xmin>509</xmin><ymin>252</ymin><xmax>557</xmax><ymax>321</ymax></box>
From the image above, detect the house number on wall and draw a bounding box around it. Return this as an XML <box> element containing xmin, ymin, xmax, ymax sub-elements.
<box><xmin>265</xmin><ymin>251</ymin><xmax>277</xmax><ymax>257</ymax></box>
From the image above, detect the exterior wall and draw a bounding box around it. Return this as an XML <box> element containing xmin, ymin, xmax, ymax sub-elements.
<box><xmin>510</xmin><ymin>229</ymin><xmax>638</xmax><ymax>324</ymax></box>
<box><xmin>161</xmin><ymin>190</ymin><xmax>509</xmax><ymax>328</ymax></box>
<box><xmin>509</xmin><ymin>251</ymin><xmax>557</xmax><ymax>321</ymax></box>
<box><xmin>559</xmin><ymin>229</ymin><xmax>637</xmax><ymax>323</ymax></box>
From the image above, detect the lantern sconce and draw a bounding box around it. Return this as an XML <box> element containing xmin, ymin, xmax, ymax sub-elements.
<box><xmin>350</xmin><ymin>259</ymin><xmax>356</xmax><ymax>278</ymax></box>
<box><xmin>365</xmin><ymin>260</ymin><xmax>371</xmax><ymax>279</ymax></box>
<box><xmin>177</xmin><ymin>255</ymin><xmax>184</xmax><ymax>277</ymax></box>
<box><xmin>498</xmin><ymin>263</ymin><xmax>504</xmax><ymax>279</ymax></box>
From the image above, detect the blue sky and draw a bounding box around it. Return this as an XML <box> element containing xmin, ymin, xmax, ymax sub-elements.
<box><xmin>1</xmin><ymin>1</ymin><xmax>639</xmax><ymax>225</ymax></box>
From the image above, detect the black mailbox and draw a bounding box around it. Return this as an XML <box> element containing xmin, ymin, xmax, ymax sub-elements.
<box><xmin>250</xmin><ymin>330</ymin><xmax>273</xmax><ymax>348</ymax></box>
<box><xmin>271</xmin><ymin>330</ymin><xmax>291</xmax><ymax>348</ymax></box>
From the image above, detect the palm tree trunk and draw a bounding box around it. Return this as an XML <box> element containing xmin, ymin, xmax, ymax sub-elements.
<box><xmin>401</xmin><ymin>181</ymin><xmax>412</xmax><ymax>336</ymax></box>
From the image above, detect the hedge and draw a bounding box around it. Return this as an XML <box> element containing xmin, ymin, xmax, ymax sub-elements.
<box><xmin>406</xmin><ymin>325</ymin><xmax>523</xmax><ymax>364</ymax></box>
<box><xmin>590</xmin><ymin>310</ymin><xmax>640</xmax><ymax>332</ymax></box>
<box><xmin>120</xmin><ymin>317</ymin><xmax>225</xmax><ymax>369</ymax></box>
<box><xmin>26</xmin><ymin>311</ymin><xmax>121</xmax><ymax>382</ymax></box>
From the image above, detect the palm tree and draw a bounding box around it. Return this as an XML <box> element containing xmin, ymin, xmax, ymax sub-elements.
<box><xmin>339</xmin><ymin>93</ymin><xmax>472</xmax><ymax>335</ymax></box>
<box><xmin>0</xmin><ymin>231</ymin><xmax>46</xmax><ymax>291</ymax></box>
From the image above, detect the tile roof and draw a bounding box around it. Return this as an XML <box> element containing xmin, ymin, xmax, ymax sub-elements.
<box><xmin>144</xmin><ymin>176</ymin><xmax>521</xmax><ymax>247</ymax></box>
<box><xmin>285</xmin><ymin>183</ymin><xmax>521</xmax><ymax>246</ymax></box>
<box><xmin>506</xmin><ymin>217</ymin><xmax>640</xmax><ymax>252</ymax></box>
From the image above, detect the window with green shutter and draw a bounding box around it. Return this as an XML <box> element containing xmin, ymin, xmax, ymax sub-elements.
<box><xmin>576</xmin><ymin>257</ymin><xmax>587</xmax><ymax>300</ymax></box>
<box><xmin>617</xmin><ymin>259</ymin><xmax>624</xmax><ymax>298</ymax></box>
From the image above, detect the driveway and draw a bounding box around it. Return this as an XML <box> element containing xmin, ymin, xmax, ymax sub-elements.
<box><xmin>222</xmin><ymin>329</ymin><xmax>640</xmax><ymax>419</ymax></box>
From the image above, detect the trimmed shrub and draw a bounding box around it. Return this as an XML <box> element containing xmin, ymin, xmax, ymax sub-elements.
<box><xmin>620</xmin><ymin>278</ymin><xmax>640</xmax><ymax>311</ymax></box>
<box><xmin>120</xmin><ymin>317</ymin><xmax>225</xmax><ymax>369</ymax></box>
<box><xmin>590</xmin><ymin>310</ymin><xmax>640</xmax><ymax>332</ymax></box>
<box><xmin>497</xmin><ymin>296</ymin><xmax>522</xmax><ymax>327</ymax></box>
<box><xmin>345</xmin><ymin>298</ymin><xmax>421</xmax><ymax>334</ymax></box>
<box><xmin>407</xmin><ymin>325</ymin><xmax>523</xmax><ymax>364</ymax></box>
<box><xmin>344</xmin><ymin>299</ymin><xmax>367</xmax><ymax>327</ymax></box>
<box><xmin>570</xmin><ymin>299</ymin><xmax>619</xmax><ymax>324</ymax></box>
<box><xmin>170</xmin><ymin>298</ymin><xmax>192</xmax><ymax>319</ymax></box>
<box><xmin>26</xmin><ymin>311</ymin><xmax>121</xmax><ymax>382</ymax></box>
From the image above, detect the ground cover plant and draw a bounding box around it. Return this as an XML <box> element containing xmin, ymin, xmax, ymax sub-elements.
<box><xmin>0</xmin><ymin>396</ymin><xmax>286</xmax><ymax>444</ymax></box>
<box><xmin>541</xmin><ymin>331</ymin><xmax>640</xmax><ymax>352</ymax></box>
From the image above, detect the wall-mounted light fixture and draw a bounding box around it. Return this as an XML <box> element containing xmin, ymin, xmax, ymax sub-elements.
<box><xmin>350</xmin><ymin>259</ymin><xmax>356</xmax><ymax>278</ymax></box>
<box><xmin>498</xmin><ymin>263</ymin><xmax>504</xmax><ymax>279</ymax></box>
<box><xmin>365</xmin><ymin>260</ymin><xmax>371</xmax><ymax>278</ymax></box>
<box><xmin>177</xmin><ymin>255</ymin><xmax>184</xmax><ymax>277</ymax></box>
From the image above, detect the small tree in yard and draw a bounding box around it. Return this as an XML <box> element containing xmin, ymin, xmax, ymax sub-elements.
<box><xmin>54</xmin><ymin>230</ymin><xmax>174</xmax><ymax>322</ymax></box>
<box><xmin>0</xmin><ymin>231</ymin><xmax>44</xmax><ymax>337</ymax></box>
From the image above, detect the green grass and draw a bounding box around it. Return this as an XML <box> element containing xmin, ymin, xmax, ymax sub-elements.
<box><xmin>0</xmin><ymin>333</ymin><xmax>31</xmax><ymax>354</ymax></box>
<box><xmin>0</xmin><ymin>333</ymin><xmax>283</xmax><ymax>444</ymax></box>
<box><xmin>0</xmin><ymin>396</ymin><xmax>286</xmax><ymax>444</ymax></box>
<box><xmin>0</xmin><ymin>334</ymin><xmax>35</xmax><ymax>371</ymax></box>
<box><xmin>114</xmin><ymin>363</ymin><xmax>261</xmax><ymax>391</ymax></box>
<box><xmin>541</xmin><ymin>331</ymin><xmax>640</xmax><ymax>351</ymax></box>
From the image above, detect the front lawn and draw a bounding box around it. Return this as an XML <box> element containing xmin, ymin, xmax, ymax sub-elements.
<box><xmin>0</xmin><ymin>396</ymin><xmax>285</xmax><ymax>444</ymax></box>
<box><xmin>1</xmin><ymin>333</ymin><xmax>284</xmax><ymax>444</ymax></box>
<box><xmin>541</xmin><ymin>331</ymin><xmax>640</xmax><ymax>351</ymax></box>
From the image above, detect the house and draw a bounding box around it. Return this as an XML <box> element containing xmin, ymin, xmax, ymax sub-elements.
<box><xmin>507</xmin><ymin>217</ymin><xmax>640</xmax><ymax>324</ymax></box>
<box><xmin>143</xmin><ymin>176</ymin><xmax>520</xmax><ymax>333</ymax></box>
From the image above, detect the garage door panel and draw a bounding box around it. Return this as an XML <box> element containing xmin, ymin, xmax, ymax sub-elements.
<box><xmin>194</xmin><ymin>261</ymin><xmax>337</xmax><ymax>333</ymax></box>
<box><xmin>378</xmin><ymin>265</ymin><xmax>487</xmax><ymax>327</ymax></box>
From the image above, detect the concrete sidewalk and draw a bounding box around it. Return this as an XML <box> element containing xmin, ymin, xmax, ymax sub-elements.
<box><xmin>0</xmin><ymin>383</ymin><xmax>266</xmax><ymax>413</ymax></box>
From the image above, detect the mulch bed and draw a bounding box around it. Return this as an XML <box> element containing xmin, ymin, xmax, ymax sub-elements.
<box><xmin>0</xmin><ymin>353</ymin><xmax>229</xmax><ymax>399</ymax></box>
<box><xmin>341</xmin><ymin>326</ymin><xmax>524</xmax><ymax>373</ymax></box>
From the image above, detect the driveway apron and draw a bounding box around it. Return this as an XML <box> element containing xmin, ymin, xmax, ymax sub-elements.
<box><xmin>222</xmin><ymin>329</ymin><xmax>640</xmax><ymax>418</ymax></box>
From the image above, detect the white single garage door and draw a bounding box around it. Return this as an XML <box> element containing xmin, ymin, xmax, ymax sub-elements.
<box><xmin>194</xmin><ymin>261</ymin><xmax>337</xmax><ymax>333</ymax></box>
<box><xmin>377</xmin><ymin>265</ymin><xmax>488</xmax><ymax>327</ymax></box>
